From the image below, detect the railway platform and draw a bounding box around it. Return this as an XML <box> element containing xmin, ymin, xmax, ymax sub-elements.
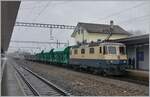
<box><xmin>126</xmin><ymin>69</ymin><xmax>149</xmax><ymax>81</ymax></box>
<box><xmin>1</xmin><ymin>58</ymin><xmax>69</xmax><ymax>96</ymax></box>
<box><xmin>1</xmin><ymin>58</ymin><xmax>25</xmax><ymax>96</ymax></box>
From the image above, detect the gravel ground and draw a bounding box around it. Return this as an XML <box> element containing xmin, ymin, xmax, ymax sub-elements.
<box><xmin>15</xmin><ymin>59</ymin><xmax>149</xmax><ymax>96</ymax></box>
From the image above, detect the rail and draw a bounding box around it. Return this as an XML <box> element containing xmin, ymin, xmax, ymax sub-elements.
<box><xmin>1</xmin><ymin>57</ymin><xmax>7</xmax><ymax>81</ymax></box>
<box><xmin>13</xmin><ymin>64</ymin><xmax>70</xmax><ymax>96</ymax></box>
<box><xmin>15</xmin><ymin>67</ymin><xmax>40</xmax><ymax>96</ymax></box>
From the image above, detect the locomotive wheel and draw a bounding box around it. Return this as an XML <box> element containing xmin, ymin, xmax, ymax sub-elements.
<box><xmin>101</xmin><ymin>70</ymin><xmax>107</xmax><ymax>76</ymax></box>
<box><xmin>93</xmin><ymin>69</ymin><xmax>99</xmax><ymax>75</ymax></box>
<box><xmin>102</xmin><ymin>72</ymin><xmax>107</xmax><ymax>76</ymax></box>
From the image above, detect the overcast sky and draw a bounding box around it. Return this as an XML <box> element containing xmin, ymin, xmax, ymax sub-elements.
<box><xmin>8</xmin><ymin>1</ymin><xmax>150</xmax><ymax>53</ymax></box>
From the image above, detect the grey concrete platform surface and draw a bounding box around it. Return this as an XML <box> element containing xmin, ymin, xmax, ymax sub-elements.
<box><xmin>1</xmin><ymin>58</ymin><xmax>25</xmax><ymax>96</ymax></box>
<box><xmin>126</xmin><ymin>69</ymin><xmax>149</xmax><ymax>81</ymax></box>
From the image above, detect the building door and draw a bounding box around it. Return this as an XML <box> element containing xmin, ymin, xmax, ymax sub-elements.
<box><xmin>136</xmin><ymin>47</ymin><xmax>145</xmax><ymax>70</ymax></box>
<box><xmin>136</xmin><ymin>47</ymin><xmax>139</xmax><ymax>69</ymax></box>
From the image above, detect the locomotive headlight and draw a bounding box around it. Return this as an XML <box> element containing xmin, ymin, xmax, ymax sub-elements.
<box><xmin>110</xmin><ymin>60</ymin><xmax>113</xmax><ymax>63</ymax></box>
<box><xmin>123</xmin><ymin>60</ymin><xmax>126</xmax><ymax>63</ymax></box>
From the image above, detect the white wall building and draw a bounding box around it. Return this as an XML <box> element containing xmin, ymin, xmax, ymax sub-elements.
<box><xmin>71</xmin><ymin>22</ymin><xmax>131</xmax><ymax>44</ymax></box>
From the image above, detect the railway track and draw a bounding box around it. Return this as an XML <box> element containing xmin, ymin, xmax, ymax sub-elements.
<box><xmin>15</xmin><ymin>59</ymin><xmax>149</xmax><ymax>86</ymax></box>
<box><xmin>13</xmin><ymin>64</ymin><xmax>70</xmax><ymax>96</ymax></box>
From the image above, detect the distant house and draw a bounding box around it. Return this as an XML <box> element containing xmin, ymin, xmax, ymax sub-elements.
<box><xmin>71</xmin><ymin>21</ymin><xmax>131</xmax><ymax>44</ymax></box>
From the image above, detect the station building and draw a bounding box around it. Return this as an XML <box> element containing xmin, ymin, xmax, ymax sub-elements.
<box><xmin>71</xmin><ymin>22</ymin><xmax>131</xmax><ymax>44</ymax></box>
<box><xmin>113</xmin><ymin>34</ymin><xmax>149</xmax><ymax>71</ymax></box>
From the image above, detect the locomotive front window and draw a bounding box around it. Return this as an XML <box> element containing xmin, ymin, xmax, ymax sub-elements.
<box><xmin>108</xmin><ymin>46</ymin><xmax>116</xmax><ymax>54</ymax></box>
<box><xmin>89</xmin><ymin>48</ymin><xmax>94</xmax><ymax>54</ymax></box>
<box><xmin>103</xmin><ymin>46</ymin><xmax>107</xmax><ymax>54</ymax></box>
<box><xmin>99</xmin><ymin>47</ymin><xmax>102</xmax><ymax>53</ymax></box>
<box><xmin>119</xmin><ymin>47</ymin><xmax>126</xmax><ymax>55</ymax></box>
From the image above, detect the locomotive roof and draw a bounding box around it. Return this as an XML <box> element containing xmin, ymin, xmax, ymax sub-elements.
<box><xmin>100</xmin><ymin>42</ymin><xmax>125</xmax><ymax>46</ymax></box>
<box><xmin>71</xmin><ymin>42</ymin><xmax>125</xmax><ymax>48</ymax></box>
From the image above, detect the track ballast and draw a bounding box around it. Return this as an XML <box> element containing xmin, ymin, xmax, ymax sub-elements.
<box><xmin>13</xmin><ymin>64</ymin><xmax>70</xmax><ymax>96</ymax></box>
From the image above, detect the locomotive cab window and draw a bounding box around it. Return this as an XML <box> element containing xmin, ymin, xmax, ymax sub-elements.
<box><xmin>103</xmin><ymin>46</ymin><xmax>107</xmax><ymax>54</ymax></box>
<box><xmin>99</xmin><ymin>47</ymin><xmax>102</xmax><ymax>53</ymax></box>
<box><xmin>108</xmin><ymin>46</ymin><xmax>116</xmax><ymax>54</ymax></box>
<box><xmin>89</xmin><ymin>48</ymin><xmax>94</xmax><ymax>54</ymax></box>
<box><xmin>119</xmin><ymin>47</ymin><xmax>126</xmax><ymax>55</ymax></box>
<box><xmin>74</xmin><ymin>49</ymin><xmax>78</xmax><ymax>54</ymax></box>
<box><xmin>81</xmin><ymin>49</ymin><xmax>85</xmax><ymax>54</ymax></box>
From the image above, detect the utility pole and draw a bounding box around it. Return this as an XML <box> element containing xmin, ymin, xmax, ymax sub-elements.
<box><xmin>49</xmin><ymin>27</ymin><xmax>54</xmax><ymax>40</ymax></box>
<box><xmin>58</xmin><ymin>41</ymin><xmax>60</xmax><ymax>48</ymax></box>
<box><xmin>67</xmin><ymin>40</ymin><xmax>69</xmax><ymax>46</ymax></box>
<box><xmin>56</xmin><ymin>40</ymin><xmax>58</xmax><ymax>48</ymax></box>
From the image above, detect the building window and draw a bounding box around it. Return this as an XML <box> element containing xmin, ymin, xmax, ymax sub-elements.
<box><xmin>74</xmin><ymin>49</ymin><xmax>78</xmax><ymax>54</ymax></box>
<box><xmin>89</xmin><ymin>48</ymin><xmax>94</xmax><ymax>54</ymax></box>
<box><xmin>81</xmin><ymin>49</ymin><xmax>85</xmax><ymax>54</ymax></box>
<box><xmin>99</xmin><ymin>47</ymin><xmax>102</xmax><ymax>53</ymax></box>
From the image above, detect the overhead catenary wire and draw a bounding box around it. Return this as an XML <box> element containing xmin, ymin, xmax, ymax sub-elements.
<box><xmin>33</xmin><ymin>1</ymin><xmax>52</xmax><ymax>22</ymax></box>
<box><xmin>32</xmin><ymin>1</ymin><xmax>69</xmax><ymax>22</ymax></box>
<box><xmin>118</xmin><ymin>14</ymin><xmax>150</xmax><ymax>24</ymax></box>
<box><xmin>15</xmin><ymin>22</ymin><xmax>76</xmax><ymax>29</ymax></box>
<box><xmin>92</xmin><ymin>2</ymin><xmax>148</xmax><ymax>22</ymax></box>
